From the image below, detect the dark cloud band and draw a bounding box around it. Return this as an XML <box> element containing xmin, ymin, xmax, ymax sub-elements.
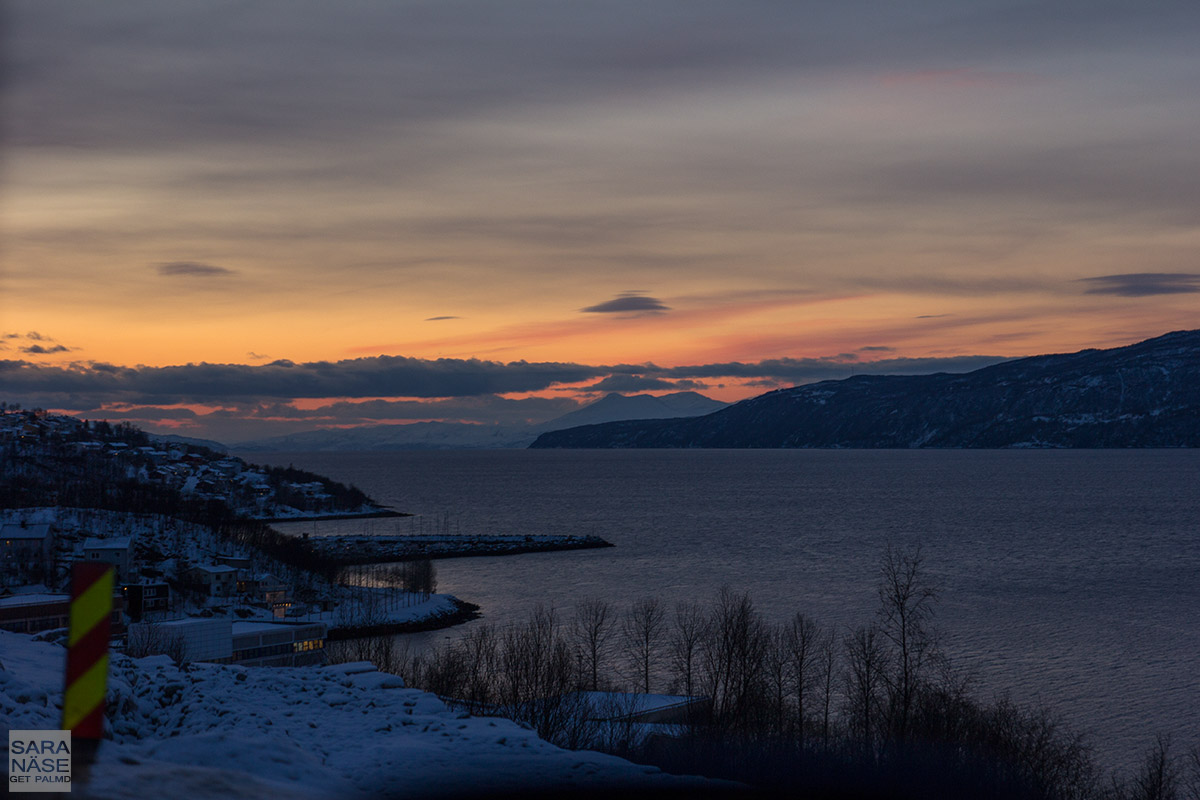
<box><xmin>582</xmin><ymin>294</ymin><xmax>670</xmax><ymax>314</ymax></box>
<box><xmin>157</xmin><ymin>261</ymin><xmax>236</xmax><ymax>277</ymax></box>
<box><xmin>0</xmin><ymin>356</ymin><xmax>605</xmax><ymax>404</ymax></box>
<box><xmin>0</xmin><ymin>351</ymin><xmax>1007</xmax><ymax>409</ymax></box>
<box><xmin>1078</xmin><ymin>273</ymin><xmax>1200</xmax><ymax>297</ymax></box>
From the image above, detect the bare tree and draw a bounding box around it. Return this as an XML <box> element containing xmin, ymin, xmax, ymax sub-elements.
<box><xmin>876</xmin><ymin>543</ymin><xmax>940</xmax><ymax>743</ymax></box>
<box><xmin>621</xmin><ymin>596</ymin><xmax>665</xmax><ymax>694</ymax></box>
<box><xmin>494</xmin><ymin>606</ymin><xmax>584</xmax><ymax>747</ymax></box>
<box><xmin>379</xmin><ymin>564</ymin><xmax>408</xmax><ymax>609</ymax></box>
<box><xmin>668</xmin><ymin>601</ymin><xmax>708</xmax><ymax>698</ymax></box>
<box><xmin>457</xmin><ymin>623</ymin><xmax>499</xmax><ymax>709</ymax></box>
<box><xmin>1131</xmin><ymin>735</ymin><xmax>1182</xmax><ymax>800</ymax></box>
<box><xmin>1183</xmin><ymin>745</ymin><xmax>1200</xmax><ymax>800</ymax></box>
<box><xmin>126</xmin><ymin>621</ymin><xmax>190</xmax><ymax>665</ymax></box>
<box><xmin>763</xmin><ymin>625</ymin><xmax>791</xmax><ymax>736</ymax></box>
<box><xmin>786</xmin><ymin>612</ymin><xmax>824</xmax><ymax>747</ymax></box>
<box><xmin>125</xmin><ymin>622</ymin><xmax>164</xmax><ymax>658</ymax></box>
<box><xmin>816</xmin><ymin>626</ymin><xmax>838</xmax><ymax>749</ymax></box>
<box><xmin>327</xmin><ymin>634</ymin><xmax>402</xmax><ymax>676</ymax></box>
<box><xmin>403</xmin><ymin>559</ymin><xmax>437</xmax><ymax>601</ymax></box>
<box><xmin>843</xmin><ymin>623</ymin><xmax>886</xmax><ymax>758</ymax></box>
<box><xmin>569</xmin><ymin>599</ymin><xmax>614</xmax><ymax>691</ymax></box>
<box><xmin>701</xmin><ymin>588</ymin><xmax>770</xmax><ymax>732</ymax></box>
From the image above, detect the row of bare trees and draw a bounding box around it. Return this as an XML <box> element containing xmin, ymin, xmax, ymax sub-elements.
<box><xmin>340</xmin><ymin>561</ymin><xmax>437</xmax><ymax>602</ymax></box>
<box><xmin>333</xmin><ymin>546</ymin><xmax>1196</xmax><ymax>799</ymax></box>
<box><xmin>332</xmin><ymin>561</ymin><xmax>438</xmax><ymax>628</ymax></box>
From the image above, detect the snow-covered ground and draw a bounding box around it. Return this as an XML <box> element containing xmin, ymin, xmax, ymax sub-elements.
<box><xmin>0</xmin><ymin>631</ymin><xmax>717</xmax><ymax>798</ymax></box>
<box><xmin>5</xmin><ymin>506</ymin><xmax>263</xmax><ymax>578</ymax></box>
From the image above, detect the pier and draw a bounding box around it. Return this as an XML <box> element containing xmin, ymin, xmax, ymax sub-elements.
<box><xmin>306</xmin><ymin>533</ymin><xmax>614</xmax><ymax>565</ymax></box>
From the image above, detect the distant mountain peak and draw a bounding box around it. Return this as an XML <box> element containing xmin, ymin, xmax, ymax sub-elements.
<box><xmin>231</xmin><ymin>391</ymin><xmax>728</xmax><ymax>451</ymax></box>
<box><xmin>534</xmin><ymin>391</ymin><xmax>727</xmax><ymax>433</ymax></box>
<box><xmin>531</xmin><ymin>330</ymin><xmax>1200</xmax><ymax>449</ymax></box>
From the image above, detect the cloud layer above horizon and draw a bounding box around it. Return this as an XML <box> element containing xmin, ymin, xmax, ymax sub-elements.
<box><xmin>1</xmin><ymin>348</ymin><xmax>1011</xmax><ymax>441</ymax></box>
<box><xmin>4</xmin><ymin>0</ymin><xmax>1199</xmax><ymax>433</ymax></box>
<box><xmin>1</xmin><ymin>351</ymin><xmax>1008</xmax><ymax>407</ymax></box>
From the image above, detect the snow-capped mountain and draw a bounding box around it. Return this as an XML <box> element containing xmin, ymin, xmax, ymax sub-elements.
<box><xmin>233</xmin><ymin>392</ymin><xmax>727</xmax><ymax>451</ymax></box>
<box><xmin>530</xmin><ymin>330</ymin><xmax>1200</xmax><ymax>449</ymax></box>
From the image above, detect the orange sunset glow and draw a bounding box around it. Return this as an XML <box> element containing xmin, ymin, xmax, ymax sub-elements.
<box><xmin>3</xmin><ymin>2</ymin><xmax>1198</xmax><ymax>444</ymax></box>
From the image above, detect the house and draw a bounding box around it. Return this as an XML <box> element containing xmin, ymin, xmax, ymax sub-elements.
<box><xmin>572</xmin><ymin>693</ymin><xmax>709</xmax><ymax>753</ymax></box>
<box><xmin>1</xmin><ymin>523</ymin><xmax>54</xmax><ymax>582</ymax></box>
<box><xmin>122</xmin><ymin>582</ymin><xmax>171</xmax><ymax>621</ymax></box>
<box><xmin>237</xmin><ymin>572</ymin><xmax>291</xmax><ymax>617</ymax></box>
<box><xmin>186</xmin><ymin>563</ymin><xmax>239</xmax><ymax>597</ymax></box>
<box><xmin>0</xmin><ymin>592</ymin><xmax>125</xmax><ymax>636</ymax></box>
<box><xmin>0</xmin><ymin>593</ymin><xmax>69</xmax><ymax>633</ymax></box>
<box><xmin>258</xmin><ymin>574</ymin><xmax>289</xmax><ymax>605</ymax></box>
<box><xmin>211</xmin><ymin>459</ymin><xmax>243</xmax><ymax>478</ymax></box>
<box><xmin>215</xmin><ymin>554</ymin><xmax>252</xmax><ymax>570</ymax></box>
<box><xmin>135</xmin><ymin>446</ymin><xmax>169</xmax><ymax>464</ymax></box>
<box><xmin>82</xmin><ymin>536</ymin><xmax>136</xmax><ymax>581</ymax></box>
<box><xmin>573</xmin><ymin>692</ymin><xmax>708</xmax><ymax>724</ymax></box>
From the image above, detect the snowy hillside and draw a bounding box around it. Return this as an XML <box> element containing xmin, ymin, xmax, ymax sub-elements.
<box><xmin>532</xmin><ymin>329</ymin><xmax>1200</xmax><ymax>448</ymax></box>
<box><xmin>532</xmin><ymin>392</ymin><xmax>728</xmax><ymax>431</ymax></box>
<box><xmin>0</xmin><ymin>631</ymin><xmax>715</xmax><ymax>799</ymax></box>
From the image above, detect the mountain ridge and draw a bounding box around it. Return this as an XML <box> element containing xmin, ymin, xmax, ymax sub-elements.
<box><xmin>232</xmin><ymin>391</ymin><xmax>727</xmax><ymax>451</ymax></box>
<box><xmin>529</xmin><ymin>329</ymin><xmax>1200</xmax><ymax>449</ymax></box>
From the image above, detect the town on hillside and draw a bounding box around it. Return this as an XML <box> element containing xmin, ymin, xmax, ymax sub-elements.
<box><xmin>0</xmin><ymin>404</ymin><xmax>385</xmax><ymax>519</ymax></box>
<box><xmin>0</xmin><ymin>406</ymin><xmax>452</xmax><ymax>668</ymax></box>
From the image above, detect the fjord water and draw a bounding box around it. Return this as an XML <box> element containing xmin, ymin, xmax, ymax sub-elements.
<box><xmin>261</xmin><ymin>449</ymin><xmax>1200</xmax><ymax>771</ymax></box>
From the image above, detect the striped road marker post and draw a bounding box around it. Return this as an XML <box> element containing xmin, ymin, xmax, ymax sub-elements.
<box><xmin>62</xmin><ymin>562</ymin><xmax>115</xmax><ymax>771</ymax></box>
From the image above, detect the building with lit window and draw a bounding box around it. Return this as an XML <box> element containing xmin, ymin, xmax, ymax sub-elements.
<box><xmin>2</xmin><ymin>523</ymin><xmax>54</xmax><ymax>583</ymax></box>
<box><xmin>126</xmin><ymin>618</ymin><xmax>327</xmax><ymax>667</ymax></box>
<box><xmin>231</xmin><ymin>620</ymin><xmax>327</xmax><ymax>667</ymax></box>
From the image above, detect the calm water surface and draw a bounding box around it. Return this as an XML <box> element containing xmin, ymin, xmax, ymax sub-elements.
<box><xmin>255</xmin><ymin>449</ymin><xmax>1200</xmax><ymax>772</ymax></box>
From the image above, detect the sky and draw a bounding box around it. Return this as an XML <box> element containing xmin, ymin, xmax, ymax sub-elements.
<box><xmin>2</xmin><ymin>1</ymin><xmax>1198</xmax><ymax>442</ymax></box>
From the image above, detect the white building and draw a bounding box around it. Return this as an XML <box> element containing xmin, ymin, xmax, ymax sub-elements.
<box><xmin>126</xmin><ymin>618</ymin><xmax>327</xmax><ymax>667</ymax></box>
<box><xmin>231</xmin><ymin>621</ymin><xmax>327</xmax><ymax>667</ymax></box>
<box><xmin>187</xmin><ymin>564</ymin><xmax>239</xmax><ymax>597</ymax></box>
<box><xmin>82</xmin><ymin>536</ymin><xmax>136</xmax><ymax>581</ymax></box>
<box><xmin>127</xmin><ymin>617</ymin><xmax>232</xmax><ymax>661</ymax></box>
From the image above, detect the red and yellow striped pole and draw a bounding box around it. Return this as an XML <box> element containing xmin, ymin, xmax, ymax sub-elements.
<box><xmin>62</xmin><ymin>562</ymin><xmax>114</xmax><ymax>763</ymax></box>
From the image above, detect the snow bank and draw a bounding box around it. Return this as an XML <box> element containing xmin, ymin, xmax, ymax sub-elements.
<box><xmin>0</xmin><ymin>631</ymin><xmax>714</xmax><ymax>799</ymax></box>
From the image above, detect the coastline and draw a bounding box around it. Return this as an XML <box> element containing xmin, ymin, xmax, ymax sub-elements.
<box><xmin>254</xmin><ymin>508</ymin><xmax>410</xmax><ymax>523</ymax></box>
